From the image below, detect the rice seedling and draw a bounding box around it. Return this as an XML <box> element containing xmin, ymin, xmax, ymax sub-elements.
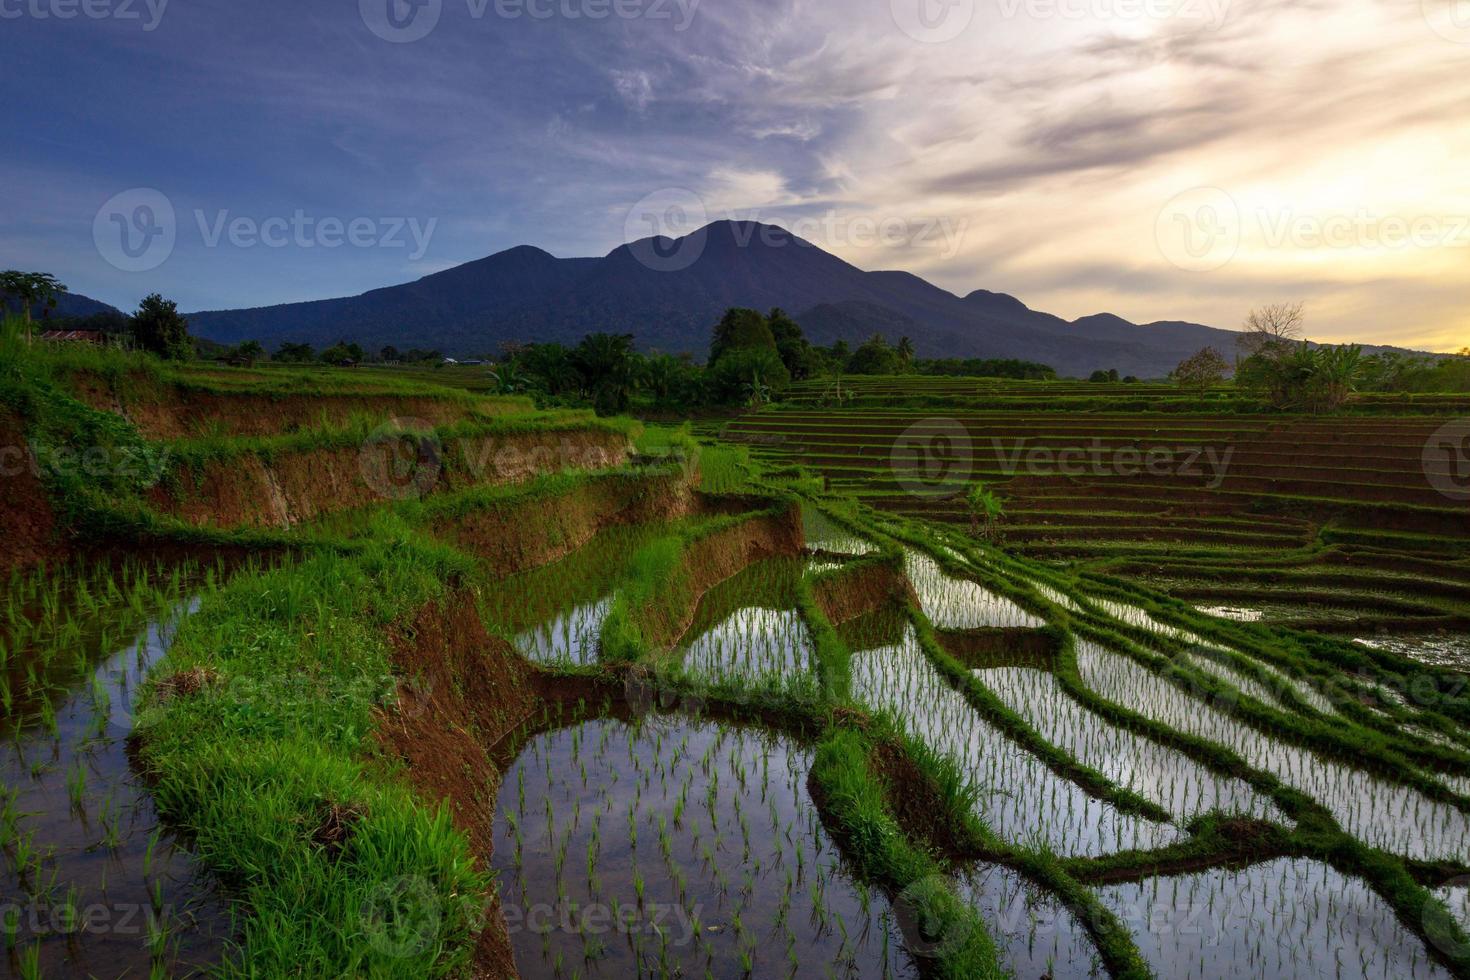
<box><xmin>491</xmin><ymin>714</ymin><xmax>911</xmax><ymax>978</ymax></box>
<box><xmin>1096</xmin><ymin>858</ymin><xmax>1452</xmax><ymax>979</ymax></box>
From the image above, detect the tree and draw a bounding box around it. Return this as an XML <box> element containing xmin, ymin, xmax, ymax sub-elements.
<box><xmin>896</xmin><ymin>336</ymin><xmax>916</xmax><ymax>368</ymax></box>
<box><xmin>380</xmin><ymin>345</ymin><xmax>401</xmax><ymax>362</ymax></box>
<box><xmin>274</xmin><ymin>341</ymin><xmax>315</xmax><ymax>363</ymax></box>
<box><xmin>708</xmin><ymin>347</ymin><xmax>789</xmax><ymax>405</ymax></box>
<box><xmin>1172</xmin><ymin>347</ymin><xmax>1228</xmax><ymax>394</ymax></box>
<box><xmin>965</xmin><ymin>482</ymin><xmax>1005</xmax><ymax>540</ymax></box>
<box><xmin>232</xmin><ymin>340</ymin><xmax>265</xmax><ymax>366</ymax></box>
<box><xmin>708</xmin><ymin>308</ymin><xmax>778</xmax><ymax>366</ymax></box>
<box><xmin>132</xmin><ymin>294</ymin><xmax>192</xmax><ymax>360</ymax></box>
<box><xmin>846</xmin><ymin>334</ymin><xmax>902</xmax><ymax>375</ymax></box>
<box><xmin>767</xmin><ymin>308</ymin><xmax>821</xmax><ymax>380</ymax></box>
<box><xmin>1238</xmin><ymin>303</ymin><xmax>1305</xmax><ymax>359</ymax></box>
<box><xmin>1088</xmin><ymin>369</ymin><xmax>1120</xmax><ymax>383</ymax></box>
<box><xmin>0</xmin><ymin>271</ymin><xmax>67</xmax><ymax>342</ymax></box>
<box><xmin>573</xmin><ymin>333</ymin><xmax>638</xmax><ymax>415</ymax></box>
<box><xmin>320</xmin><ymin>340</ymin><xmax>364</xmax><ymax>365</ymax></box>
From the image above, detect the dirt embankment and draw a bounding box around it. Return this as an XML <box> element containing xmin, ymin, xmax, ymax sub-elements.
<box><xmin>638</xmin><ymin>506</ymin><xmax>805</xmax><ymax>650</ymax></box>
<box><xmin>811</xmin><ymin>559</ymin><xmax>915</xmax><ymax>626</ymax></box>
<box><xmin>150</xmin><ymin>429</ymin><xmax>632</xmax><ymax>529</ymax></box>
<box><xmin>378</xmin><ymin>591</ymin><xmax>539</xmax><ymax>980</ymax></box>
<box><xmin>0</xmin><ymin>418</ymin><xmax>62</xmax><ymax>572</ymax></box>
<box><xmin>66</xmin><ymin>371</ymin><xmax>493</xmax><ymax>438</ymax></box>
<box><xmin>436</xmin><ymin>470</ymin><xmax>698</xmax><ymax>573</ymax></box>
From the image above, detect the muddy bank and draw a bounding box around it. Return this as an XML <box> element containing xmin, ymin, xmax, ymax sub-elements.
<box><xmin>811</xmin><ymin>558</ymin><xmax>914</xmax><ymax>627</ymax></box>
<box><xmin>433</xmin><ymin>470</ymin><xmax>697</xmax><ymax>573</ymax></box>
<box><xmin>150</xmin><ymin>429</ymin><xmax>632</xmax><ymax>529</ymax></box>
<box><xmin>377</xmin><ymin>591</ymin><xmax>539</xmax><ymax>980</ymax></box>
<box><xmin>65</xmin><ymin>370</ymin><xmax>503</xmax><ymax>439</ymax></box>
<box><xmin>0</xmin><ymin>418</ymin><xmax>62</xmax><ymax>571</ymax></box>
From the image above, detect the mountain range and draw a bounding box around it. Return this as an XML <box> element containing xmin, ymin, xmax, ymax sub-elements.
<box><xmin>50</xmin><ymin>222</ymin><xmax>1278</xmax><ymax>376</ymax></box>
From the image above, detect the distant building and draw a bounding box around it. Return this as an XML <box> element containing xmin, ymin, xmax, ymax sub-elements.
<box><xmin>39</xmin><ymin>329</ymin><xmax>106</xmax><ymax>344</ymax></box>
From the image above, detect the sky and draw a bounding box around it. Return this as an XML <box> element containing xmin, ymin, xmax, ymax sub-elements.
<box><xmin>3</xmin><ymin>0</ymin><xmax>1468</xmax><ymax>351</ymax></box>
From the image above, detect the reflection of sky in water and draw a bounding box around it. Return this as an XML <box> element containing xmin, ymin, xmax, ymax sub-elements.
<box><xmin>1079</xmin><ymin>641</ymin><xmax>1470</xmax><ymax>860</ymax></box>
<box><xmin>514</xmin><ymin>597</ymin><xmax>611</xmax><ymax>665</ymax></box>
<box><xmin>956</xmin><ymin>863</ymin><xmax>1102</xmax><ymax>979</ymax></box>
<box><xmin>680</xmin><ymin>607</ymin><xmax>815</xmax><ymax>684</ymax></box>
<box><xmin>852</xmin><ymin>626</ymin><xmax>1180</xmax><ymax>857</ymax></box>
<box><xmin>905</xmin><ymin>551</ymin><xmax>1044</xmax><ymax>630</ymax></box>
<box><xmin>493</xmin><ymin>717</ymin><xmax>917</xmax><ymax>979</ymax></box>
<box><xmin>3</xmin><ymin>599</ymin><xmax>229</xmax><ymax>978</ymax></box>
<box><xmin>801</xmin><ymin>507</ymin><xmax>876</xmax><ymax>556</ymax></box>
<box><xmin>978</xmin><ymin>665</ymin><xmax>1283</xmax><ymax>824</ymax></box>
<box><xmin>1097</xmin><ymin>859</ymin><xmax>1449</xmax><ymax>980</ymax></box>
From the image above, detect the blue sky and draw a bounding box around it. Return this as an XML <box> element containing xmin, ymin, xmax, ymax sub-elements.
<box><xmin>3</xmin><ymin>0</ymin><xmax>1468</xmax><ymax>350</ymax></box>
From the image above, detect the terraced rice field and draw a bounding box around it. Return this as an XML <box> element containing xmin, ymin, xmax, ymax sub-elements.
<box><xmin>721</xmin><ymin>387</ymin><xmax>1470</xmax><ymax>668</ymax></box>
<box><xmin>6</xmin><ymin>348</ymin><xmax>1470</xmax><ymax>979</ymax></box>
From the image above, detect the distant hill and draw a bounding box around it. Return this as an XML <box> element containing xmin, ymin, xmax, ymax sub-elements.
<box><xmin>186</xmin><ymin>220</ymin><xmax>1256</xmax><ymax>376</ymax></box>
<box><xmin>2</xmin><ymin>291</ymin><xmax>120</xmax><ymax>322</ymax></box>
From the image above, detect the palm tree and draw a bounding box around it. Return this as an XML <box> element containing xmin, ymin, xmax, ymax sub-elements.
<box><xmin>897</xmin><ymin>336</ymin><xmax>915</xmax><ymax>367</ymax></box>
<box><xmin>0</xmin><ymin>271</ymin><xmax>67</xmax><ymax>343</ymax></box>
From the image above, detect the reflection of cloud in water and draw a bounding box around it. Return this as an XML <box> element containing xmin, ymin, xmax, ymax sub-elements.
<box><xmin>681</xmin><ymin>607</ymin><xmax>815</xmax><ymax>684</ymax></box>
<box><xmin>515</xmin><ymin>597</ymin><xmax>611</xmax><ymax>666</ymax></box>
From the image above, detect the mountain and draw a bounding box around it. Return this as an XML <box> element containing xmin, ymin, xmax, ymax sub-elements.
<box><xmin>2</xmin><ymin>291</ymin><xmax>120</xmax><ymax>321</ymax></box>
<box><xmin>187</xmin><ymin>220</ymin><xmax>1248</xmax><ymax>376</ymax></box>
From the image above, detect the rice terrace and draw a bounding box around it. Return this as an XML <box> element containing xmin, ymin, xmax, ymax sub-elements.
<box><xmin>1</xmin><ymin>301</ymin><xmax>1468</xmax><ymax>980</ymax></box>
<box><xmin>8</xmin><ymin>3</ymin><xmax>1470</xmax><ymax>978</ymax></box>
